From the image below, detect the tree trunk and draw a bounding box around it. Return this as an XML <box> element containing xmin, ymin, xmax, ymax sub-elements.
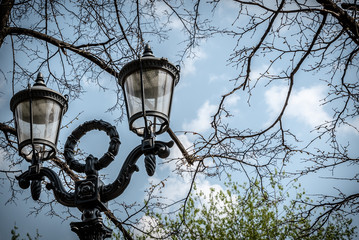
<box><xmin>0</xmin><ymin>0</ymin><xmax>14</xmax><ymax>47</ymax></box>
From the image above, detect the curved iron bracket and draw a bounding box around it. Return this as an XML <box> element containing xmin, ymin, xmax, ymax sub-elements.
<box><xmin>100</xmin><ymin>140</ymin><xmax>173</xmax><ymax>203</ymax></box>
<box><xmin>16</xmin><ymin>167</ymin><xmax>76</xmax><ymax>207</ymax></box>
<box><xmin>62</xmin><ymin>119</ymin><xmax>174</xmax><ymax>203</ymax></box>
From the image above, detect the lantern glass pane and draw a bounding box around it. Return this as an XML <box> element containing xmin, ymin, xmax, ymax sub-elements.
<box><xmin>15</xmin><ymin>99</ymin><xmax>62</xmax><ymax>159</ymax></box>
<box><xmin>124</xmin><ymin>69</ymin><xmax>174</xmax><ymax>133</ymax></box>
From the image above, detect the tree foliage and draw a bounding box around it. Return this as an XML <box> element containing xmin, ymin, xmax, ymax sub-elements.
<box><xmin>0</xmin><ymin>0</ymin><xmax>358</xmax><ymax>239</ymax></box>
<box><xmin>138</xmin><ymin>176</ymin><xmax>357</xmax><ymax>239</ymax></box>
<box><xmin>10</xmin><ymin>224</ymin><xmax>41</xmax><ymax>240</ymax></box>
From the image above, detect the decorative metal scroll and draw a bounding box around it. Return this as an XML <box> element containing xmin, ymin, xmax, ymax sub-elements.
<box><xmin>64</xmin><ymin>120</ymin><xmax>121</xmax><ymax>173</ymax></box>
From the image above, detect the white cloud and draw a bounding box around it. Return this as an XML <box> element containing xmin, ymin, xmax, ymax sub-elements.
<box><xmin>195</xmin><ymin>175</ymin><xmax>223</xmax><ymax>201</ymax></box>
<box><xmin>193</xmin><ymin>176</ymin><xmax>240</xmax><ymax>218</ymax></box>
<box><xmin>0</xmin><ymin>80</ymin><xmax>10</xmax><ymax>110</ymax></box>
<box><xmin>226</xmin><ymin>93</ymin><xmax>240</xmax><ymax>107</ymax></box>
<box><xmin>209</xmin><ymin>73</ymin><xmax>227</xmax><ymax>83</ymax></box>
<box><xmin>149</xmin><ymin>133</ymin><xmax>224</xmax><ymax>211</ymax></box>
<box><xmin>133</xmin><ymin>215</ymin><xmax>165</xmax><ymax>238</ymax></box>
<box><xmin>168</xmin><ymin>134</ymin><xmax>193</xmax><ymax>163</ymax></box>
<box><xmin>337</xmin><ymin>117</ymin><xmax>359</xmax><ymax>135</ymax></box>
<box><xmin>148</xmin><ymin>134</ymin><xmax>196</xmax><ymax>205</ymax></box>
<box><xmin>265</xmin><ymin>85</ymin><xmax>288</xmax><ymax>116</ymax></box>
<box><xmin>154</xmin><ymin>2</ymin><xmax>182</xmax><ymax>30</ymax></box>
<box><xmin>133</xmin><ymin>175</ymin><xmax>225</xmax><ymax>237</ymax></box>
<box><xmin>265</xmin><ymin>85</ymin><xmax>331</xmax><ymax>128</ymax></box>
<box><xmin>155</xmin><ymin>174</ymin><xmax>191</xmax><ymax>200</ymax></box>
<box><xmin>0</xmin><ymin>148</ymin><xmax>9</xmax><ymax>170</ymax></box>
<box><xmin>151</xmin><ymin>165</ymin><xmax>224</xmax><ymax>213</ymax></box>
<box><xmin>220</xmin><ymin>0</ymin><xmax>240</xmax><ymax>10</ymax></box>
<box><xmin>182</xmin><ymin>100</ymin><xmax>217</xmax><ymax>133</ymax></box>
<box><xmin>250</xmin><ymin>64</ymin><xmax>272</xmax><ymax>80</ymax></box>
<box><xmin>181</xmin><ymin>48</ymin><xmax>207</xmax><ymax>77</ymax></box>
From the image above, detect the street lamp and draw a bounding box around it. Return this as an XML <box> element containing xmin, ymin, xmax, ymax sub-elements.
<box><xmin>10</xmin><ymin>73</ymin><xmax>68</xmax><ymax>163</ymax></box>
<box><xmin>119</xmin><ymin>44</ymin><xmax>179</xmax><ymax>137</ymax></box>
<box><xmin>10</xmin><ymin>45</ymin><xmax>180</xmax><ymax>240</ymax></box>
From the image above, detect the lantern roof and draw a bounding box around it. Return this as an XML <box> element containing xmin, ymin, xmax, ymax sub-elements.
<box><xmin>118</xmin><ymin>44</ymin><xmax>180</xmax><ymax>87</ymax></box>
<box><xmin>10</xmin><ymin>72</ymin><xmax>68</xmax><ymax>113</ymax></box>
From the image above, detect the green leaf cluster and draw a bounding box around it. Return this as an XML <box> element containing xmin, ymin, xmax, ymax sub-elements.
<box><xmin>11</xmin><ymin>223</ymin><xmax>41</xmax><ymax>240</ymax></box>
<box><xmin>136</xmin><ymin>176</ymin><xmax>357</xmax><ymax>240</ymax></box>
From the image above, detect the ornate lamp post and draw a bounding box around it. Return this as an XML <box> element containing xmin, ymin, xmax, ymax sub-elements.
<box><xmin>10</xmin><ymin>45</ymin><xmax>180</xmax><ymax>240</ymax></box>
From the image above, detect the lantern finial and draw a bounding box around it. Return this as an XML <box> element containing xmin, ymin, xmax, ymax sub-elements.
<box><xmin>34</xmin><ymin>72</ymin><xmax>46</xmax><ymax>87</ymax></box>
<box><xmin>142</xmin><ymin>44</ymin><xmax>154</xmax><ymax>57</ymax></box>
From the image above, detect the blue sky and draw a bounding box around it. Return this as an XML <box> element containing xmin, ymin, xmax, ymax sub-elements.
<box><xmin>1</xmin><ymin>0</ymin><xmax>359</xmax><ymax>239</ymax></box>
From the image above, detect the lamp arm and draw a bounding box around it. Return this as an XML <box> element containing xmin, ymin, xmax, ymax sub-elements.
<box><xmin>16</xmin><ymin>167</ymin><xmax>76</xmax><ymax>207</ymax></box>
<box><xmin>100</xmin><ymin>145</ymin><xmax>143</xmax><ymax>203</ymax></box>
<box><xmin>100</xmin><ymin>140</ymin><xmax>173</xmax><ymax>203</ymax></box>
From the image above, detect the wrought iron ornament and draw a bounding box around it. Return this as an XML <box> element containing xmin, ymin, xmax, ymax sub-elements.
<box><xmin>16</xmin><ymin>119</ymin><xmax>173</xmax><ymax>239</ymax></box>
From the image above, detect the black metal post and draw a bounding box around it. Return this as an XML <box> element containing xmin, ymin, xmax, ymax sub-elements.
<box><xmin>70</xmin><ymin>154</ymin><xmax>112</xmax><ymax>240</ymax></box>
<box><xmin>70</xmin><ymin>208</ymin><xmax>112</xmax><ymax>240</ymax></box>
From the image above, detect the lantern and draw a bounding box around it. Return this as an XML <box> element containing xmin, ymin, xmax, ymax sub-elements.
<box><xmin>10</xmin><ymin>73</ymin><xmax>68</xmax><ymax>161</ymax></box>
<box><xmin>118</xmin><ymin>45</ymin><xmax>180</xmax><ymax>137</ymax></box>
